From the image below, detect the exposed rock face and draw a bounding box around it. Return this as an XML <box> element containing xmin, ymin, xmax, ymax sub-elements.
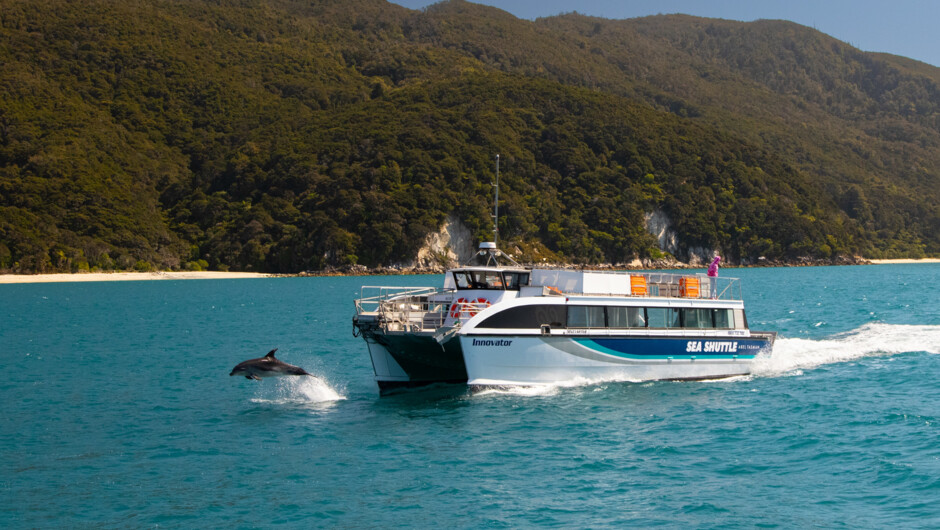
<box><xmin>645</xmin><ymin>210</ymin><xmax>719</xmax><ymax>265</ymax></box>
<box><xmin>390</xmin><ymin>211</ymin><xmax>737</xmax><ymax>273</ymax></box>
<box><xmin>412</xmin><ymin>214</ymin><xmax>474</xmax><ymax>269</ymax></box>
<box><xmin>644</xmin><ymin>210</ymin><xmax>678</xmax><ymax>256</ymax></box>
<box><xmin>686</xmin><ymin>247</ymin><xmax>713</xmax><ymax>266</ymax></box>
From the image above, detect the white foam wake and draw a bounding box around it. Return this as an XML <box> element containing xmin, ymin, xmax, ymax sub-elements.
<box><xmin>472</xmin><ymin>384</ymin><xmax>562</xmax><ymax>398</ymax></box>
<box><xmin>751</xmin><ymin>322</ymin><xmax>940</xmax><ymax>377</ymax></box>
<box><xmin>471</xmin><ymin>376</ymin><xmax>648</xmax><ymax>397</ymax></box>
<box><xmin>249</xmin><ymin>375</ymin><xmax>346</xmax><ymax>405</ymax></box>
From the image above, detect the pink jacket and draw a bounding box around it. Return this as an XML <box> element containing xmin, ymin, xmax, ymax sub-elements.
<box><xmin>707</xmin><ymin>256</ymin><xmax>721</xmax><ymax>277</ymax></box>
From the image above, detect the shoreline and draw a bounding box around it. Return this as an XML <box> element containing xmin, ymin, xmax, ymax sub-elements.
<box><xmin>865</xmin><ymin>258</ymin><xmax>940</xmax><ymax>264</ymax></box>
<box><xmin>1</xmin><ymin>258</ymin><xmax>937</xmax><ymax>285</ymax></box>
<box><xmin>0</xmin><ymin>271</ymin><xmax>274</xmax><ymax>284</ymax></box>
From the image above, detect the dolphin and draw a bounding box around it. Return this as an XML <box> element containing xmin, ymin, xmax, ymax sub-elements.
<box><xmin>229</xmin><ymin>349</ymin><xmax>313</xmax><ymax>381</ymax></box>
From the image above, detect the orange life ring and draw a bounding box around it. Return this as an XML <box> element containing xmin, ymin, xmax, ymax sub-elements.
<box><xmin>470</xmin><ymin>298</ymin><xmax>491</xmax><ymax>317</ymax></box>
<box><xmin>449</xmin><ymin>297</ymin><xmax>491</xmax><ymax>319</ymax></box>
<box><xmin>450</xmin><ymin>297</ymin><xmax>470</xmax><ymax>318</ymax></box>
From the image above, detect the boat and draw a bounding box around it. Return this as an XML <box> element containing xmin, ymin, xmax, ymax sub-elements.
<box><xmin>352</xmin><ymin>155</ymin><xmax>774</xmax><ymax>392</ymax></box>
<box><xmin>353</xmin><ymin>244</ymin><xmax>775</xmax><ymax>392</ymax></box>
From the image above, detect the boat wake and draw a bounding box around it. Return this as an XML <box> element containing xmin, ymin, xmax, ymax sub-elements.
<box><xmin>751</xmin><ymin>322</ymin><xmax>940</xmax><ymax>377</ymax></box>
<box><xmin>471</xmin><ymin>376</ymin><xmax>646</xmax><ymax>397</ymax></box>
<box><xmin>249</xmin><ymin>375</ymin><xmax>346</xmax><ymax>405</ymax></box>
<box><xmin>472</xmin><ymin>384</ymin><xmax>562</xmax><ymax>398</ymax></box>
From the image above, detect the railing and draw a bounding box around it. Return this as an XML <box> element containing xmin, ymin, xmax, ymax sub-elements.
<box><xmin>639</xmin><ymin>272</ymin><xmax>741</xmax><ymax>301</ymax></box>
<box><xmin>354</xmin><ymin>286</ymin><xmax>439</xmax><ymax>315</ymax></box>
<box><xmin>354</xmin><ymin>286</ymin><xmax>501</xmax><ymax>333</ymax></box>
<box><xmin>532</xmin><ymin>269</ymin><xmax>743</xmax><ymax>301</ymax></box>
<box><xmin>355</xmin><ymin>286</ymin><xmax>452</xmax><ymax>332</ymax></box>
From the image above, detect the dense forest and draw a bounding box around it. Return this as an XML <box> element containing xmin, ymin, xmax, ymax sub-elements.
<box><xmin>1</xmin><ymin>0</ymin><xmax>938</xmax><ymax>273</ymax></box>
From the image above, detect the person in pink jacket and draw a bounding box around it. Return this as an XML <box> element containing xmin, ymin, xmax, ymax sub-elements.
<box><xmin>707</xmin><ymin>256</ymin><xmax>721</xmax><ymax>299</ymax></box>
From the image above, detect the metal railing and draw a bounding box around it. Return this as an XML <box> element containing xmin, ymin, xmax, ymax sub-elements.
<box><xmin>543</xmin><ymin>270</ymin><xmax>742</xmax><ymax>301</ymax></box>
<box><xmin>355</xmin><ymin>286</ymin><xmax>452</xmax><ymax>332</ymax></box>
<box><xmin>354</xmin><ymin>286</ymin><xmax>503</xmax><ymax>333</ymax></box>
<box><xmin>640</xmin><ymin>272</ymin><xmax>741</xmax><ymax>301</ymax></box>
<box><xmin>354</xmin><ymin>286</ymin><xmax>439</xmax><ymax>314</ymax></box>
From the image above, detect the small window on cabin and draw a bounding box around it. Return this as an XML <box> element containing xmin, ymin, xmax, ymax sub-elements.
<box><xmin>713</xmin><ymin>309</ymin><xmax>733</xmax><ymax>329</ymax></box>
<box><xmin>608</xmin><ymin>307</ymin><xmax>646</xmax><ymax>328</ymax></box>
<box><xmin>647</xmin><ymin>307</ymin><xmax>681</xmax><ymax>328</ymax></box>
<box><xmin>567</xmin><ymin>306</ymin><xmax>606</xmax><ymax>328</ymax></box>
<box><xmin>484</xmin><ymin>271</ymin><xmax>503</xmax><ymax>289</ymax></box>
<box><xmin>470</xmin><ymin>271</ymin><xmax>488</xmax><ymax>289</ymax></box>
<box><xmin>503</xmin><ymin>272</ymin><xmax>530</xmax><ymax>290</ymax></box>
<box><xmin>454</xmin><ymin>272</ymin><xmax>471</xmax><ymax>289</ymax></box>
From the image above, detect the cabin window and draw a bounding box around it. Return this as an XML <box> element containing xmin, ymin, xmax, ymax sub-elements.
<box><xmin>567</xmin><ymin>306</ymin><xmax>606</xmax><ymax>328</ymax></box>
<box><xmin>454</xmin><ymin>272</ymin><xmax>471</xmax><ymax>289</ymax></box>
<box><xmin>478</xmin><ymin>304</ymin><xmax>566</xmax><ymax>329</ymax></box>
<box><xmin>607</xmin><ymin>307</ymin><xmax>646</xmax><ymax>328</ymax></box>
<box><xmin>453</xmin><ymin>270</ymin><xmax>505</xmax><ymax>290</ymax></box>
<box><xmin>713</xmin><ymin>309</ymin><xmax>733</xmax><ymax>329</ymax></box>
<box><xmin>483</xmin><ymin>271</ymin><xmax>503</xmax><ymax>289</ymax></box>
<box><xmin>647</xmin><ymin>307</ymin><xmax>681</xmax><ymax>328</ymax></box>
<box><xmin>503</xmin><ymin>272</ymin><xmax>530</xmax><ymax>291</ymax></box>
<box><xmin>682</xmin><ymin>308</ymin><xmax>714</xmax><ymax>329</ymax></box>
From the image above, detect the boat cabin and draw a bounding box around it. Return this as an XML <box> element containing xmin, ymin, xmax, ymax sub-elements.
<box><xmin>442</xmin><ymin>242</ymin><xmax>531</xmax><ymax>292</ymax></box>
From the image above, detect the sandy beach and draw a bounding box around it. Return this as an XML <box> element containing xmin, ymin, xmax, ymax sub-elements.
<box><xmin>866</xmin><ymin>258</ymin><xmax>940</xmax><ymax>264</ymax></box>
<box><xmin>0</xmin><ymin>271</ymin><xmax>274</xmax><ymax>284</ymax></box>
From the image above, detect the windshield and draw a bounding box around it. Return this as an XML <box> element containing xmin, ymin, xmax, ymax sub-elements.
<box><xmin>453</xmin><ymin>270</ymin><xmax>528</xmax><ymax>290</ymax></box>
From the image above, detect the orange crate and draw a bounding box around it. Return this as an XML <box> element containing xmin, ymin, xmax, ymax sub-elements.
<box><xmin>630</xmin><ymin>275</ymin><xmax>647</xmax><ymax>296</ymax></box>
<box><xmin>679</xmin><ymin>277</ymin><xmax>700</xmax><ymax>298</ymax></box>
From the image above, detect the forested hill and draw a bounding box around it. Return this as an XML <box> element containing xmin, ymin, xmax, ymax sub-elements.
<box><xmin>1</xmin><ymin>0</ymin><xmax>938</xmax><ymax>273</ymax></box>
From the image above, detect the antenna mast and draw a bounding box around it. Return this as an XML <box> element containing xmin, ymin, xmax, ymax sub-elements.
<box><xmin>493</xmin><ymin>154</ymin><xmax>499</xmax><ymax>247</ymax></box>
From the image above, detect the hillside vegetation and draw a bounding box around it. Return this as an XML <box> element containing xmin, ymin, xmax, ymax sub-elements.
<box><xmin>1</xmin><ymin>0</ymin><xmax>938</xmax><ymax>273</ymax></box>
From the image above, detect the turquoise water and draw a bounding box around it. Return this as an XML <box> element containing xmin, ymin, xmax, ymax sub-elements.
<box><xmin>2</xmin><ymin>265</ymin><xmax>939</xmax><ymax>527</ymax></box>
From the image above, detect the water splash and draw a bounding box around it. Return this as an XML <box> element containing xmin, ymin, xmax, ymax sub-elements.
<box><xmin>752</xmin><ymin>323</ymin><xmax>940</xmax><ymax>377</ymax></box>
<box><xmin>472</xmin><ymin>375</ymin><xmax>645</xmax><ymax>397</ymax></box>
<box><xmin>472</xmin><ymin>384</ymin><xmax>560</xmax><ymax>398</ymax></box>
<box><xmin>249</xmin><ymin>375</ymin><xmax>346</xmax><ymax>405</ymax></box>
<box><xmin>699</xmin><ymin>374</ymin><xmax>753</xmax><ymax>384</ymax></box>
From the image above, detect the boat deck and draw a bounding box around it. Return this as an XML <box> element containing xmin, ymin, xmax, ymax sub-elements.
<box><xmin>354</xmin><ymin>270</ymin><xmax>742</xmax><ymax>333</ymax></box>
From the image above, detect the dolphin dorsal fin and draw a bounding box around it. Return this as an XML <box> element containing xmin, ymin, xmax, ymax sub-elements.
<box><xmin>265</xmin><ymin>348</ymin><xmax>278</xmax><ymax>359</ymax></box>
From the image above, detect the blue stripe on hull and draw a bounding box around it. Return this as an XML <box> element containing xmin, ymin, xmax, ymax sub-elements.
<box><xmin>575</xmin><ymin>337</ymin><xmax>767</xmax><ymax>360</ymax></box>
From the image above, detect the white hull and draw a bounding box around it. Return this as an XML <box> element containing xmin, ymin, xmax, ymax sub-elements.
<box><xmin>461</xmin><ymin>335</ymin><xmax>764</xmax><ymax>386</ymax></box>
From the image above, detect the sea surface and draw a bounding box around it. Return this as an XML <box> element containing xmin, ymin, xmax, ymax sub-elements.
<box><xmin>2</xmin><ymin>264</ymin><xmax>939</xmax><ymax>528</ymax></box>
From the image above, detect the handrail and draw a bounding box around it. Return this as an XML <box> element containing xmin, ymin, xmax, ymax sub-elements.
<box><xmin>355</xmin><ymin>286</ymin><xmax>440</xmax><ymax>315</ymax></box>
<box><xmin>528</xmin><ymin>270</ymin><xmax>742</xmax><ymax>301</ymax></box>
<box><xmin>354</xmin><ymin>273</ymin><xmax>744</xmax><ymax>316</ymax></box>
